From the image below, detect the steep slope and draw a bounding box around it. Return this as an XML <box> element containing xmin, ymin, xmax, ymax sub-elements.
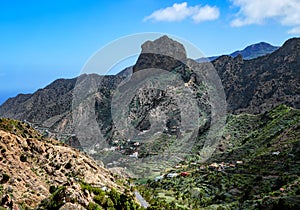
<box><xmin>0</xmin><ymin>74</ymin><xmax>126</xmax><ymax>148</ymax></box>
<box><xmin>210</xmin><ymin>105</ymin><xmax>300</xmax><ymax>170</ymax></box>
<box><xmin>0</xmin><ymin>118</ymin><xmax>141</xmax><ymax>210</ymax></box>
<box><xmin>214</xmin><ymin>38</ymin><xmax>300</xmax><ymax>114</ymax></box>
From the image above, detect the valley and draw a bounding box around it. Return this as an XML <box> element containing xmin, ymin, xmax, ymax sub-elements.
<box><xmin>0</xmin><ymin>35</ymin><xmax>299</xmax><ymax>209</ymax></box>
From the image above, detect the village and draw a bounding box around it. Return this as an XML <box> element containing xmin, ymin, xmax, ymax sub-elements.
<box><xmin>153</xmin><ymin>160</ymin><xmax>246</xmax><ymax>182</ymax></box>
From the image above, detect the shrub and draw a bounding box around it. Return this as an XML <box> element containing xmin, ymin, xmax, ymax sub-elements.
<box><xmin>94</xmin><ymin>191</ymin><xmax>107</xmax><ymax>206</ymax></box>
<box><xmin>0</xmin><ymin>174</ymin><xmax>10</xmax><ymax>184</ymax></box>
<box><xmin>49</xmin><ymin>185</ymin><xmax>57</xmax><ymax>194</ymax></box>
<box><xmin>64</xmin><ymin>161</ymin><xmax>72</xmax><ymax>169</ymax></box>
<box><xmin>87</xmin><ymin>202</ymin><xmax>103</xmax><ymax>210</ymax></box>
<box><xmin>40</xmin><ymin>186</ymin><xmax>66</xmax><ymax>210</ymax></box>
<box><xmin>20</xmin><ymin>154</ymin><xmax>27</xmax><ymax>162</ymax></box>
<box><xmin>80</xmin><ymin>182</ymin><xmax>103</xmax><ymax>195</ymax></box>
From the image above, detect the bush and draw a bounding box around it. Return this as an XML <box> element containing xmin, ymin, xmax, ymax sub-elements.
<box><xmin>20</xmin><ymin>154</ymin><xmax>27</xmax><ymax>162</ymax></box>
<box><xmin>87</xmin><ymin>202</ymin><xmax>103</xmax><ymax>210</ymax></box>
<box><xmin>64</xmin><ymin>161</ymin><xmax>72</xmax><ymax>169</ymax></box>
<box><xmin>49</xmin><ymin>185</ymin><xmax>57</xmax><ymax>194</ymax></box>
<box><xmin>0</xmin><ymin>174</ymin><xmax>10</xmax><ymax>184</ymax></box>
<box><xmin>40</xmin><ymin>186</ymin><xmax>66</xmax><ymax>210</ymax></box>
<box><xmin>80</xmin><ymin>182</ymin><xmax>103</xmax><ymax>195</ymax></box>
<box><xmin>94</xmin><ymin>191</ymin><xmax>107</xmax><ymax>206</ymax></box>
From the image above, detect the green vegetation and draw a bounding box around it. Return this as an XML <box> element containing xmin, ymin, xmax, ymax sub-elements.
<box><xmin>81</xmin><ymin>182</ymin><xmax>143</xmax><ymax>210</ymax></box>
<box><xmin>136</xmin><ymin>105</ymin><xmax>300</xmax><ymax>209</ymax></box>
<box><xmin>1</xmin><ymin>105</ymin><xmax>299</xmax><ymax>209</ymax></box>
<box><xmin>40</xmin><ymin>183</ymin><xmax>143</xmax><ymax>210</ymax></box>
<box><xmin>87</xmin><ymin>202</ymin><xmax>103</xmax><ymax>210</ymax></box>
<box><xmin>39</xmin><ymin>186</ymin><xmax>66</xmax><ymax>210</ymax></box>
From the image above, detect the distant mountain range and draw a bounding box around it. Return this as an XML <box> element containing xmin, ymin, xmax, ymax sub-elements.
<box><xmin>197</xmin><ymin>41</ymin><xmax>279</xmax><ymax>62</ymax></box>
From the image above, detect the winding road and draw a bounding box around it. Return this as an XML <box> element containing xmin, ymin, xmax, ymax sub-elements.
<box><xmin>134</xmin><ymin>190</ymin><xmax>150</xmax><ymax>209</ymax></box>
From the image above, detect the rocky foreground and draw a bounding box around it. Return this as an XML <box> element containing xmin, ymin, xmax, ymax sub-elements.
<box><xmin>0</xmin><ymin>118</ymin><xmax>142</xmax><ymax>210</ymax></box>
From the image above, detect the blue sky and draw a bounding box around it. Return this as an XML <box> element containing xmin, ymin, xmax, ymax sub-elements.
<box><xmin>0</xmin><ymin>0</ymin><xmax>299</xmax><ymax>104</ymax></box>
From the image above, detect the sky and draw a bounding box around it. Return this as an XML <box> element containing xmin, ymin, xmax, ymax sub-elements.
<box><xmin>0</xmin><ymin>0</ymin><xmax>300</xmax><ymax>104</ymax></box>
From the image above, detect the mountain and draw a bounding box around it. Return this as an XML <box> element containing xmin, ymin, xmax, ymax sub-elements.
<box><xmin>0</xmin><ymin>36</ymin><xmax>214</xmax><ymax>160</ymax></box>
<box><xmin>0</xmin><ymin>36</ymin><xmax>298</xmax><ymax>119</ymax></box>
<box><xmin>0</xmin><ymin>36</ymin><xmax>299</xmax><ymax>171</ymax></box>
<box><xmin>197</xmin><ymin>41</ymin><xmax>279</xmax><ymax>62</ymax></box>
<box><xmin>230</xmin><ymin>42</ymin><xmax>279</xmax><ymax>59</ymax></box>
<box><xmin>214</xmin><ymin>38</ymin><xmax>300</xmax><ymax>114</ymax></box>
<box><xmin>0</xmin><ymin>36</ymin><xmax>300</xmax><ymax>209</ymax></box>
<box><xmin>0</xmin><ymin>118</ymin><xmax>142</xmax><ymax>209</ymax></box>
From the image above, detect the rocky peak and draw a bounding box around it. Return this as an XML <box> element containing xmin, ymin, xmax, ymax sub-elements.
<box><xmin>230</xmin><ymin>41</ymin><xmax>279</xmax><ymax>60</ymax></box>
<box><xmin>141</xmin><ymin>35</ymin><xmax>187</xmax><ymax>62</ymax></box>
<box><xmin>281</xmin><ymin>37</ymin><xmax>300</xmax><ymax>49</ymax></box>
<box><xmin>133</xmin><ymin>35</ymin><xmax>187</xmax><ymax>73</ymax></box>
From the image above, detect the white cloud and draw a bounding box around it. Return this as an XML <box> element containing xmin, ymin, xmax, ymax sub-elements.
<box><xmin>192</xmin><ymin>5</ymin><xmax>220</xmax><ymax>23</ymax></box>
<box><xmin>144</xmin><ymin>2</ymin><xmax>219</xmax><ymax>23</ymax></box>
<box><xmin>230</xmin><ymin>0</ymin><xmax>300</xmax><ymax>34</ymax></box>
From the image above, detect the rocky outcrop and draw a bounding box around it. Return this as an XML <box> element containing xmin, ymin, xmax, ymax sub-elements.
<box><xmin>133</xmin><ymin>35</ymin><xmax>187</xmax><ymax>73</ymax></box>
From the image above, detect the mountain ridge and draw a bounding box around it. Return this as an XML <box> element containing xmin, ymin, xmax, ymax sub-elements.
<box><xmin>197</xmin><ymin>41</ymin><xmax>279</xmax><ymax>62</ymax></box>
<box><xmin>0</xmin><ymin>36</ymin><xmax>299</xmax><ymax>158</ymax></box>
<box><xmin>0</xmin><ymin>38</ymin><xmax>299</xmax><ymax>119</ymax></box>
